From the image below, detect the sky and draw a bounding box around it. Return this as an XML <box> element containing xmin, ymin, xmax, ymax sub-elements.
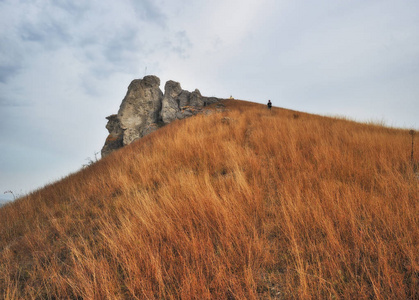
<box><xmin>1</xmin><ymin>0</ymin><xmax>418</xmax><ymax>200</ymax></box>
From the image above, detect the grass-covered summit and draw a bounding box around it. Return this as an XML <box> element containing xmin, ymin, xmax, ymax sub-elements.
<box><xmin>1</xmin><ymin>100</ymin><xmax>418</xmax><ymax>299</ymax></box>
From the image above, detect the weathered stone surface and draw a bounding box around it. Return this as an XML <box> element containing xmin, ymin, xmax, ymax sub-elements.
<box><xmin>101</xmin><ymin>76</ymin><xmax>163</xmax><ymax>157</ymax></box>
<box><xmin>161</xmin><ymin>80</ymin><xmax>182</xmax><ymax>124</ymax></box>
<box><xmin>142</xmin><ymin>123</ymin><xmax>160</xmax><ymax>137</ymax></box>
<box><xmin>117</xmin><ymin>75</ymin><xmax>163</xmax><ymax>145</ymax></box>
<box><xmin>189</xmin><ymin>89</ymin><xmax>204</xmax><ymax>107</ymax></box>
<box><xmin>101</xmin><ymin>114</ymin><xmax>124</xmax><ymax>157</ymax></box>
<box><xmin>206</xmin><ymin>97</ymin><xmax>220</xmax><ymax>105</ymax></box>
<box><xmin>178</xmin><ymin>90</ymin><xmax>191</xmax><ymax>108</ymax></box>
<box><xmin>161</xmin><ymin>84</ymin><xmax>210</xmax><ymax>123</ymax></box>
<box><xmin>101</xmin><ymin>75</ymin><xmax>223</xmax><ymax>157</ymax></box>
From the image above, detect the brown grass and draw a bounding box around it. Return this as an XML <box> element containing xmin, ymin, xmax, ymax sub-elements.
<box><xmin>1</xmin><ymin>100</ymin><xmax>418</xmax><ymax>299</ymax></box>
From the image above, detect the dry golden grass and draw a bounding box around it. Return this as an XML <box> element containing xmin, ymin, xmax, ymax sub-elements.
<box><xmin>1</xmin><ymin>100</ymin><xmax>418</xmax><ymax>299</ymax></box>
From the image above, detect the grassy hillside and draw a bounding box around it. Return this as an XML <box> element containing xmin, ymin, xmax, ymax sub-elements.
<box><xmin>1</xmin><ymin>100</ymin><xmax>418</xmax><ymax>299</ymax></box>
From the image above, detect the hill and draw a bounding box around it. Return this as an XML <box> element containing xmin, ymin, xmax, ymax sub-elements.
<box><xmin>1</xmin><ymin>100</ymin><xmax>418</xmax><ymax>299</ymax></box>
<box><xmin>0</xmin><ymin>199</ymin><xmax>11</xmax><ymax>207</ymax></box>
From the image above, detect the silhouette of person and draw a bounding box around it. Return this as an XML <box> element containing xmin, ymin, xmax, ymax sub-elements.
<box><xmin>267</xmin><ymin>100</ymin><xmax>272</xmax><ymax>110</ymax></box>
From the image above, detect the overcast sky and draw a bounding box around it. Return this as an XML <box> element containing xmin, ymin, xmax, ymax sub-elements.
<box><xmin>1</xmin><ymin>0</ymin><xmax>418</xmax><ymax>199</ymax></box>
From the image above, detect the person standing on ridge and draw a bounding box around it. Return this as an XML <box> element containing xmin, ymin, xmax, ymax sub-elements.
<box><xmin>267</xmin><ymin>100</ymin><xmax>272</xmax><ymax>110</ymax></box>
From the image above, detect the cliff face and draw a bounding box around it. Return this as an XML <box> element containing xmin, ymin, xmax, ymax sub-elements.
<box><xmin>101</xmin><ymin>75</ymin><xmax>222</xmax><ymax>157</ymax></box>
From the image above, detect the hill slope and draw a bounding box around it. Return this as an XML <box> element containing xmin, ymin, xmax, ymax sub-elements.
<box><xmin>1</xmin><ymin>100</ymin><xmax>418</xmax><ymax>299</ymax></box>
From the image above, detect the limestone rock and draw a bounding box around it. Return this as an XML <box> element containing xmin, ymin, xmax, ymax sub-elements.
<box><xmin>117</xmin><ymin>75</ymin><xmax>163</xmax><ymax>145</ymax></box>
<box><xmin>101</xmin><ymin>115</ymin><xmax>124</xmax><ymax>157</ymax></box>
<box><xmin>189</xmin><ymin>89</ymin><xmax>204</xmax><ymax>107</ymax></box>
<box><xmin>101</xmin><ymin>75</ymin><xmax>163</xmax><ymax>157</ymax></box>
<box><xmin>161</xmin><ymin>80</ymin><xmax>183</xmax><ymax>124</ymax></box>
<box><xmin>161</xmin><ymin>83</ymin><xmax>210</xmax><ymax>123</ymax></box>
<box><xmin>101</xmin><ymin>75</ymin><xmax>224</xmax><ymax>157</ymax></box>
<box><xmin>178</xmin><ymin>90</ymin><xmax>191</xmax><ymax>108</ymax></box>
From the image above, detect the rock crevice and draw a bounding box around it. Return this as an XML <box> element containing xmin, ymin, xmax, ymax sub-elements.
<box><xmin>101</xmin><ymin>75</ymin><xmax>222</xmax><ymax>157</ymax></box>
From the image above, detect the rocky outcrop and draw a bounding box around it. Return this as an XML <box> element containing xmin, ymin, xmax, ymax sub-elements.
<box><xmin>117</xmin><ymin>76</ymin><xmax>163</xmax><ymax>145</ymax></box>
<box><xmin>161</xmin><ymin>80</ymin><xmax>183</xmax><ymax>124</ymax></box>
<box><xmin>101</xmin><ymin>75</ymin><xmax>222</xmax><ymax>157</ymax></box>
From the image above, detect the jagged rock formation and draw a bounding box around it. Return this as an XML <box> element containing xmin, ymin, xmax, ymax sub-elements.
<box><xmin>101</xmin><ymin>75</ymin><xmax>222</xmax><ymax>157</ymax></box>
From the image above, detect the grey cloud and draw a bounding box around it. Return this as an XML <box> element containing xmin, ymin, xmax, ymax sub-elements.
<box><xmin>171</xmin><ymin>31</ymin><xmax>193</xmax><ymax>58</ymax></box>
<box><xmin>0</xmin><ymin>95</ymin><xmax>24</xmax><ymax>107</ymax></box>
<box><xmin>103</xmin><ymin>27</ymin><xmax>143</xmax><ymax>64</ymax></box>
<box><xmin>77</xmin><ymin>31</ymin><xmax>144</xmax><ymax>89</ymax></box>
<box><xmin>145</xmin><ymin>30</ymin><xmax>193</xmax><ymax>59</ymax></box>
<box><xmin>130</xmin><ymin>0</ymin><xmax>166</xmax><ymax>26</ymax></box>
<box><xmin>0</xmin><ymin>34</ymin><xmax>24</xmax><ymax>83</ymax></box>
<box><xmin>54</xmin><ymin>0</ymin><xmax>91</xmax><ymax>17</ymax></box>
<box><xmin>0</xmin><ymin>80</ymin><xmax>30</xmax><ymax>107</ymax></box>
<box><xmin>0</xmin><ymin>64</ymin><xmax>21</xmax><ymax>84</ymax></box>
<box><xmin>19</xmin><ymin>19</ymin><xmax>71</xmax><ymax>47</ymax></box>
<box><xmin>0</xmin><ymin>1</ymin><xmax>75</xmax><ymax>84</ymax></box>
